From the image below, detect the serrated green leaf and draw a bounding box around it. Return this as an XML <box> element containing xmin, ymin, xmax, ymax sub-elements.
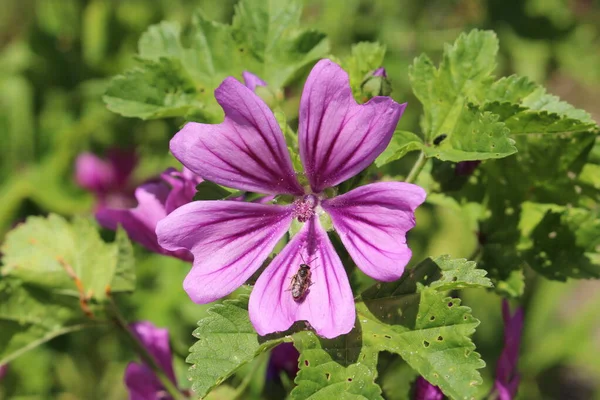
<box><xmin>104</xmin><ymin>0</ymin><xmax>328</xmax><ymax>120</ymax></box>
<box><xmin>479</xmin><ymin>75</ymin><xmax>597</xmax><ymax>134</ymax></box>
<box><xmin>421</xmin><ymin>104</ymin><xmax>516</xmax><ymax>162</ymax></box>
<box><xmin>375</xmin><ymin>131</ymin><xmax>423</xmax><ymax>167</ymax></box>
<box><xmin>103</xmin><ymin>58</ymin><xmax>206</xmax><ymax>120</ymax></box>
<box><xmin>0</xmin><ymin>278</ymin><xmax>98</xmax><ymax>365</ymax></box>
<box><xmin>291</xmin><ymin>331</ymin><xmax>384</xmax><ymax>400</ymax></box>
<box><xmin>1</xmin><ymin>214</ymin><xmax>135</xmax><ymax>301</ymax></box>
<box><xmin>343</xmin><ymin>42</ymin><xmax>386</xmax><ymax>100</ymax></box>
<box><xmin>187</xmin><ymin>292</ymin><xmax>285</xmax><ymax>397</ymax></box>
<box><xmin>426</xmin><ymin>255</ymin><xmax>493</xmax><ymax>291</ymax></box>
<box><xmin>410</xmin><ymin>30</ymin><xmax>498</xmax><ymax>143</ymax></box>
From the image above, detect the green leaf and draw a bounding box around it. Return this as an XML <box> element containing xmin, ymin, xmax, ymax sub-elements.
<box><xmin>291</xmin><ymin>331</ymin><xmax>384</xmax><ymax>400</ymax></box>
<box><xmin>421</xmin><ymin>104</ymin><xmax>516</xmax><ymax>162</ymax></box>
<box><xmin>426</xmin><ymin>255</ymin><xmax>493</xmax><ymax>291</ymax></box>
<box><xmin>410</xmin><ymin>29</ymin><xmax>596</xmax><ymax>163</ymax></box>
<box><xmin>343</xmin><ymin>42</ymin><xmax>387</xmax><ymax>100</ymax></box>
<box><xmin>375</xmin><ymin>131</ymin><xmax>423</xmax><ymax>167</ymax></box>
<box><xmin>410</xmin><ymin>30</ymin><xmax>498</xmax><ymax>143</ymax></box>
<box><xmin>1</xmin><ymin>214</ymin><xmax>135</xmax><ymax>301</ymax></box>
<box><xmin>104</xmin><ymin>58</ymin><xmax>206</xmax><ymax>120</ymax></box>
<box><xmin>355</xmin><ymin>256</ymin><xmax>488</xmax><ymax>400</ymax></box>
<box><xmin>187</xmin><ymin>292</ymin><xmax>285</xmax><ymax>397</ymax></box>
<box><xmin>524</xmin><ymin>207</ymin><xmax>600</xmax><ymax>280</ymax></box>
<box><xmin>0</xmin><ymin>278</ymin><xmax>98</xmax><ymax>365</ymax></box>
<box><xmin>479</xmin><ymin>75</ymin><xmax>597</xmax><ymax>134</ymax></box>
<box><xmin>104</xmin><ymin>0</ymin><xmax>328</xmax><ymax>120</ymax></box>
<box><xmin>193</xmin><ymin>181</ymin><xmax>234</xmax><ymax>201</ymax></box>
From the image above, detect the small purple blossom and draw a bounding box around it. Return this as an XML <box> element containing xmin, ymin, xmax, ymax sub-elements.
<box><xmin>267</xmin><ymin>342</ymin><xmax>300</xmax><ymax>381</ymax></box>
<box><xmin>414</xmin><ymin>376</ymin><xmax>444</xmax><ymax>400</ymax></box>
<box><xmin>156</xmin><ymin>59</ymin><xmax>426</xmax><ymax>338</ymax></box>
<box><xmin>373</xmin><ymin>67</ymin><xmax>387</xmax><ymax>77</ymax></box>
<box><xmin>97</xmin><ymin>168</ymin><xmax>201</xmax><ymax>261</ymax></box>
<box><xmin>0</xmin><ymin>364</ymin><xmax>8</xmax><ymax>381</ymax></box>
<box><xmin>492</xmin><ymin>300</ymin><xmax>524</xmax><ymax>400</ymax></box>
<box><xmin>455</xmin><ymin>160</ymin><xmax>481</xmax><ymax>176</ymax></box>
<box><xmin>75</xmin><ymin>148</ymin><xmax>137</xmax><ymax>209</ymax></box>
<box><xmin>242</xmin><ymin>71</ymin><xmax>268</xmax><ymax>92</ymax></box>
<box><xmin>125</xmin><ymin>321</ymin><xmax>179</xmax><ymax>400</ymax></box>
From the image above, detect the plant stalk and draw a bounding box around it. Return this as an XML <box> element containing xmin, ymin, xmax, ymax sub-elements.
<box><xmin>405</xmin><ymin>151</ymin><xmax>428</xmax><ymax>184</ymax></box>
<box><xmin>107</xmin><ymin>296</ymin><xmax>185</xmax><ymax>400</ymax></box>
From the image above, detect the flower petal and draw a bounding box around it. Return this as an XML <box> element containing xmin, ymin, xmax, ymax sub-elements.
<box><xmin>156</xmin><ymin>201</ymin><xmax>294</xmax><ymax>303</ymax></box>
<box><xmin>96</xmin><ymin>182</ymin><xmax>170</xmax><ymax>255</ymax></box>
<box><xmin>322</xmin><ymin>182</ymin><xmax>426</xmax><ymax>281</ymax></box>
<box><xmin>298</xmin><ymin>59</ymin><xmax>406</xmax><ymax>193</ymax></box>
<box><xmin>249</xmin><ymin>217</ymin><xmax>355</xmax><ymax>339</ymax></box>
<box><xmin>129</xmin><ymin>321</ymin><xmax>176</xmax><ymax>382</ymax></box>
<box><xmin>160</xmin><ymin>168</ymin><xmax>202</xmax><ymax>214</ymax></box>
<box><xmin>75</xmin><ymin>152</ymin><xmax>114</xmax><ymax>194</ymax></box>
<box><xmin>124</xmin><ymin>363</ymin><xmax>163</xmax><ymax>400</ymax></box>
<box><xmin>242</xmin><ymin>71</ymin><xmax>268</xmax><ymax>92</ymax></box>
<box><xmin>170</xmin><ymin>78</ymin><xmax>303</xmax><ymax>195</ymax></box>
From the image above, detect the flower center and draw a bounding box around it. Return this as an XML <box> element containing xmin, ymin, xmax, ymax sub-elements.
<box><xmin>293</xmin><ymin>195</ymin><xmax>318</xmax><ymax>222</ymax></box>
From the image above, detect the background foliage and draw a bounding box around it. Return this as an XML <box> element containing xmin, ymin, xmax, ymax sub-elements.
<box><xmin>1</xmin><ymin>0</ymin><xmax>600</xmax><ymax>399</ymax></box>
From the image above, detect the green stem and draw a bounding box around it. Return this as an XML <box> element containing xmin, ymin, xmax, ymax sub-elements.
<box><xmin>405</xmin><ymin>151</ymin><xmax>428</xmax><ymax>184</ymax></box>
<box><xmin>107</xmin><ymin>296</ymin><xmax>185</xmax><ymax>400</ymax></box>
<box><xmin>232</xmin><ymin>352</ymin><xmax>269</xmax><ymax>400</ymax></box>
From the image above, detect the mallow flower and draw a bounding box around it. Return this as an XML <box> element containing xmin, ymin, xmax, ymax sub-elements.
<box><xmin>414</xmin><ymin>376</ymin><xmax>443</xmax><ymax>400</ymax></box>
<box><xmin>156</xmin><ymin>59</ymin><xmax>426</xmax><ymax>338</ymax></box>
<box><xmin>97</xmin><ymin>168</ymin><xmax>201</xmax><ymax>261</ymax></box>
<box><xmin>491</xmin><ymin>300</ymin><xmax>524</xmax><ymax>400</ymax></box>
<box><xmin>125</xmin><ymin>321</ymin><xmax>181</xmax><ymax>400</ymax></box>
<box><xmin>75</xmin><ymin>148</ymin><xmax>137</xmax><ymax>209</ymax></box>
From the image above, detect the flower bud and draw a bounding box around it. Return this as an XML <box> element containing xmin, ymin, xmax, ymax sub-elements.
<box><xmin>360</xmin><ymin>67</ymin><xmax>392</xmax><ymax>99</ymax></box>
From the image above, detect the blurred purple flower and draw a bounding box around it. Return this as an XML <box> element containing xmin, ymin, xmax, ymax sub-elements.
<box><xmin>97</xmin><ymin>168</ymin><xmax>201</xmax><ymax>261</ymax></box>
<box><xmin>157</xmin><ymin>59</ymin><xmax>426</xmax><ymax>338</ymax></box>
<box><xmin>75</xmin><ymin>148</ymin><xmax>137</xmax><ymax>209</ymax></box>
<box><xmin>125</xmin><ymin>321</ymin><xmax>179</xmax><ymax>400</ymax></box>
<box><xmin>267</xmin><ymin>343</ymin><xmax>299</xmax><ymax>381</ymax></box>
<box><xmin>0</xmin><ymin>364</ymin><xmax>8</xmax><ymax>380</ymax></box>
<box><xmin>455</xmin><ymin>161</ymin><xmax>481</xmax><ymax>176</ymax></box>
<box><xmin>491</xmin><ymin>300</ymin><xmax>524</xmax><ymax>400</ymax></box>
<box><xmin>242</xmin><ymin>71</ymin><xmax>267</xmax><ymax>92</ymax></box>
<box><xmin>373</xmin><ymin>67</ymin><xmax>387</xmax><ymax>77</ymax></box>
<box><xmin>414</xmin><ymin>376</ymin><xmax>443</xmax><ymax>400</ymax></box>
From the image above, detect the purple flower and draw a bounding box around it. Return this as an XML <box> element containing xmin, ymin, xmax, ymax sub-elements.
<box><xmin>75</xmin><ymin>148</ymin><xmax>137</xmax><ymax>209</ymax></box>
<box><xmin>0</xmin><ymin>364</ymin><xmax>8</xmax><ymax>381</ymax></box>
<box><xmin>97</xmin><ymin>168</ymin><xmax>201</xmax><ymax>261</ymax></box>
<box><xmin>414</xmin><ymin>376</ymin><xmax>443</xmax><ymax>400</ymax></box>
<box><xmin>267</xmin><ymin>342</ymin><xmax>300</xmax><ymax>381</ymax></box>
<box><xmin>492</xmin><ymin>300</ymin><xmax>524</xmax><ymax>400</ymax></box>
<box><xmin>372</xmin><ymin>67</ymin><xmax>387</xmax><ymax>77</ymax></box>
<box><xmin>455</xmin><ymin>160</ymin><xmax>481</xmax><ymax>176</ymax></box>
<box><xmin>125</xmin><ymin>321</ymin><xmax>178</xmax><ymax>400</ymax></box>
<box><xmin>156</xmin><ymin>59</ymin><xmax>426</xmax><ymax>338</ymax></box>
<box><xmin>242</xmin><ymin>71</ymin><xmax>267</xmax><ymax>93</ymax></box>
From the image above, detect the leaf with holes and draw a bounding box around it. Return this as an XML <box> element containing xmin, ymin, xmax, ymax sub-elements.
<box><xmin>187</xmin><ymin>292</ymin><xmax>285</xmax><ymax>397</ymax></box>
<box><xmin>290</xmin><ymin>331</ymin><xmax>383</xmax><ymax>400</ymax></box>
<box><xmin>104</xmin><ymin>0</ymin><xmax>328</xmax><ymax>120</ymax></box>
<box><xmin>523</xmin><ymin>207</ymin><xmax>600</xmax><ymax>281</ymax></box>
<box><xmin>425</xmin><ymin>255</ymin><xmax>493</xmax><ymax>291</ymax></box>
<box><xmin>1</xmin><ymin>214</ymin><xmax>135</xmax><ymax>301</ymax></box>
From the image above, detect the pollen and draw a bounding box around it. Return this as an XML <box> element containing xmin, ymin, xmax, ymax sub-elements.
<box><xmin>293</xmin><ymin>195</ymin><xmax>317</xmax><ymax>222</ymax></box>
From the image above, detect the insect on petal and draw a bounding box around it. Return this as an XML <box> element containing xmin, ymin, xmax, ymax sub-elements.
<box><xmin>156</xmin><ymin>201</ymin><xmax>294</xmax><ymax>304</ymax></box>
<box><xmin>249</xmin><ymin>217</ymin><xmax>355</xmax><ymax>339</ymax></box>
